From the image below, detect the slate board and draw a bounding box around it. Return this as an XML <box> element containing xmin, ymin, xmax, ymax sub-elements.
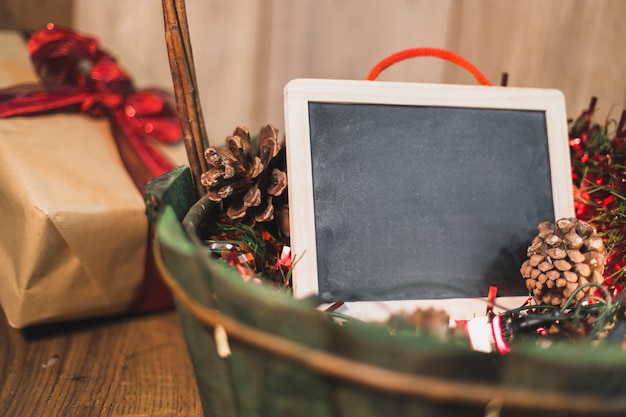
<box><xmin>284</xmin><ymin>79</ymin><xmax>573</xmax><ymax>303</ymax></box>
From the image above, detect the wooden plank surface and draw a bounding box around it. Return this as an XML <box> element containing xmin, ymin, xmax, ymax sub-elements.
<box><xmin>0</xmin><ymin>0</ymin><xmax>72</xmax><ymax>31</ymax></box>
<box><xmin>444</xmin><ymin>0</ymin><xmax>626</xmax><ymax>124</ymax></box>
<box><xmin>72</xmin><ymin>0</ymin><xmax>625</xmax><ymax>146</ymax></box>
<box><xmin>1</xmin><ymin>0</ymin><xmax>624</xmax><ymax>144</ymax></box>
<box><xmin>71</xmin><ymin>0</ymin><xmax>452</xmax><ymax>145</ymax></box>
<box><xmin>0</xmin><ymin>309</ymin><xmax>203</xmax><ymax>417</ymax></box>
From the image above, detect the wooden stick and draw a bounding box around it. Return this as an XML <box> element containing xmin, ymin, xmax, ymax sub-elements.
<box><xmin>500</xmin><ymin>72</ymin><xmax>508</xmax><ymax>87</ymax></box>
<box><xmin>162</xmin><ymin>0</ymin><xmax>208</xmax><ymax>196</ymax></box>
<box><xmin>173</xmin><ymin>0</ymin><xmax>209</xmax><ymax>157</ymax></box>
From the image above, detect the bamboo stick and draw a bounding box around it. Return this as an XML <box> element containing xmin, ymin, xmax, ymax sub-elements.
<box><xmin>162</xmin><ymin>0</ymin><xmax>208</xmax><ymax>197</ymax></box>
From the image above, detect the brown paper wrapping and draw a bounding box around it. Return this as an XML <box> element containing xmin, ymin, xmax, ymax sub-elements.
<box><xmin>0</xmin><ymin>31</ymin><xmax>178</xmax><ymax>327</ymax></box>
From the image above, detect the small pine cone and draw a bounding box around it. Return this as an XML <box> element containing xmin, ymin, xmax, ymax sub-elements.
<box><xmin>520</xmin><ymin>218</ymin><xmax>605</xmax><ymax>307</ymax></box>
<box><xmin>387</xmin><ymin>307</ymin><xmax>450</xmax><ymax>339</ymax></box>
<box><xmin>200</xmin><ymin>124</ymin><xmax>288</xmax><ymax>224</ymax></box>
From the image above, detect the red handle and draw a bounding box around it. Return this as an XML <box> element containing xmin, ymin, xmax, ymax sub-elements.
<box><xmin>366</xmin><ymin>47</ymin><xmax>491</xmax><ymax>86</ymax></box>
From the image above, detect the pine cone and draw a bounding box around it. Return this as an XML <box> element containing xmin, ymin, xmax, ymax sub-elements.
<box><xmin>387</xmin><ymin>307</ymin><xmax>450</xmax><ymax>339</ymax></box>
<box><xmin>520</xmin><ymin>218</ymin><xmax>605</xmax><ymax>307</ymax></box>
<box><xmin>200</xmin><ymin>124</ymin><xmax>288</xmax><ymax>224</ymax></box>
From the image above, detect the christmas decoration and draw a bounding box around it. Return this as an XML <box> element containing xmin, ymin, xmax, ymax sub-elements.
<box><xmin>520</xmin><ymin>218</ymin><xmax>606</xmax><ymax>307</ymax></box>
<box><xmin>198</xmin><ymin>125</ymin><xmax>292</xmax><ymax>287</ymax></box>
<box><xmin>201</xmin><ymin>125</ymin><xmax>288</xmax><ymax>226</ymax></box>
<box><xmin>464</xmin><ymin>287</ymin><xmax>621</xmax><ymax>353</ymax></box>
<box><xmin>0</xmin><ymin>24</ymin><xmax>180</xmax><ymax>191</ymax></box>
<box><xmin>0</xmin><ymin>26</ymin><xmax>183</xmax><ymax>327</ymax></box>
<box><xmin>569</xmin><ymin>99</ymin><xmax>626</xmax><ymax>292</ymax></box>
<box><xmin>203</xmin><ymin>216</ymin><xmax>293</xmax><ymax>289</ymax></box>
<box><xmin>160</xmin><ymin>4</ymin><xmax>625</xmax><ymax>349</ymax></box>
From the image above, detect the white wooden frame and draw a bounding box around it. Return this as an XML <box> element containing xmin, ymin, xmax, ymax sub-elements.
<box><xmin>283</xmin><ymin>78</ymin><xmax>574</xmax><ymax>321</ymax></box>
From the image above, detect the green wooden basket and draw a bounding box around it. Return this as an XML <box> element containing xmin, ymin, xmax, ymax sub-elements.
<box><xmin>145</xmin><ymin>166</ymin><xmax>626</xmax><ymax>417</ymax></box>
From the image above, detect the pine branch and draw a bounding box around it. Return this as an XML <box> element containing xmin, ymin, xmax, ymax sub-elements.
<box><xmin>569</xmin><ymin>99</ymin><xmax>626</xmax><ymax>286</ymax></box>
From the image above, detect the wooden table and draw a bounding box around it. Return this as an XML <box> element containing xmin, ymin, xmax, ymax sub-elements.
<box><xmin>0</xmin><ymin>308</ymin><xmax>203</xmax><ymax>416</ymax></box>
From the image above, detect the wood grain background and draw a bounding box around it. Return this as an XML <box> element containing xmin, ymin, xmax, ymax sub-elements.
<box><xmin>2</xmin><ymin>0</ymin><xmax>625</xmax><ymax>143</ymax></box>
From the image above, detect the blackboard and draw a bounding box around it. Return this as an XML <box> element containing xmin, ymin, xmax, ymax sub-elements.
<box><xmin>284</xmin><ymin>79</ymin><xmax>573</xmax><ymax>312</ymax></box>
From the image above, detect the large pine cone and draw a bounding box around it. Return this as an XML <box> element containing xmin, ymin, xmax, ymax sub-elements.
<box><xmin>200</xmin><ymin>125</ymin><xmax>287</xmax><ymax>224</ymax></box>
<box><xmin>520</xmin><ymin>218</ymin><xmax>605</xmax><ymax>307</ymax></box>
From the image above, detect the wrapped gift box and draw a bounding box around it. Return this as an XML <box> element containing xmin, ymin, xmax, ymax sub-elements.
<box><xmin>0</xmin><ymin>30</ymin><xmax>184</xmax><ymax>328</ymax></box>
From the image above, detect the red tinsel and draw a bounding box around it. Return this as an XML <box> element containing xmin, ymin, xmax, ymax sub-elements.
<box><xmin>569</xmin><ymin>98</ymin><xmax>626</xmax><ymax>292</ymax></box>
<box><xmin>0</xmin><ymin>23</ymin><xmax>180</xmax><ymax>191</ymax></box>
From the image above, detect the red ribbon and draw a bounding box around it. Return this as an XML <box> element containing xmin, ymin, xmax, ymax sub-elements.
<box><xmin>0</xmin><ymin>23</ymin><xmax>180</xmax><ymax>190</ymax></box>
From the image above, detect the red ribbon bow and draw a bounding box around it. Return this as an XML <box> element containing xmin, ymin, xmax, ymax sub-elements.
<box><xmin>0</xmin><ymin>23</ymin><xmax>180</xmax><ymax>190</ymax></box>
